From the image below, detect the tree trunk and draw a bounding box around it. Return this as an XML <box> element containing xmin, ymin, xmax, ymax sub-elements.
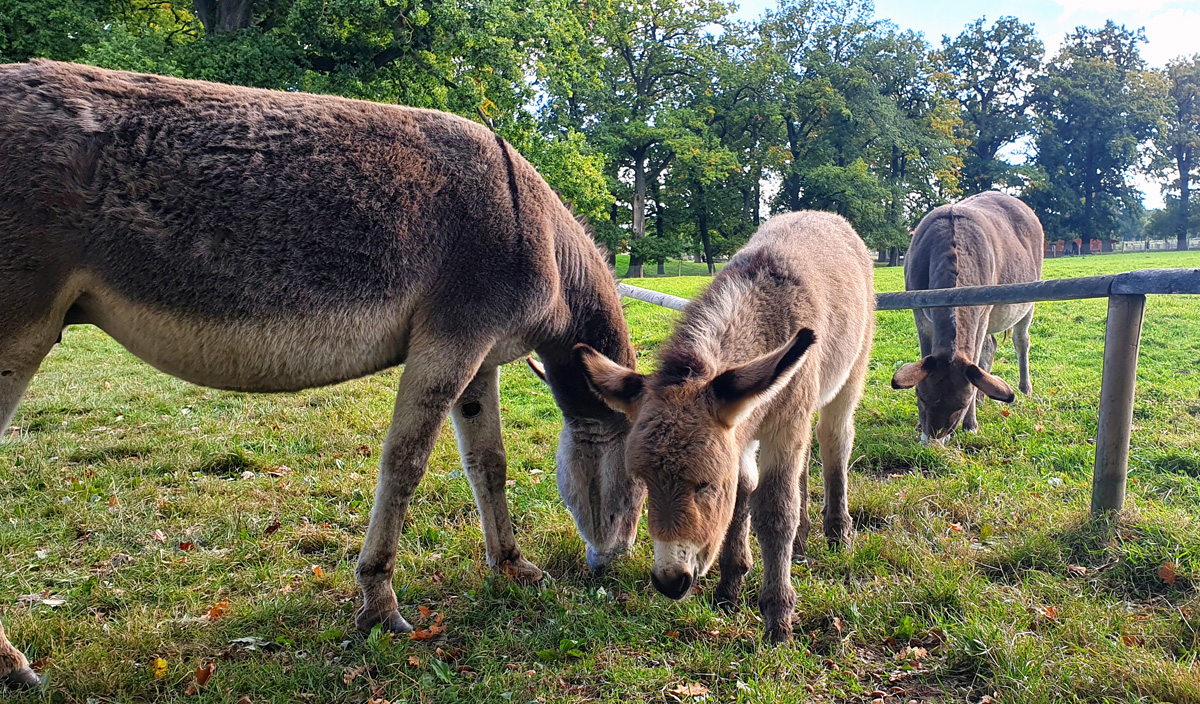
<box><xmin>889</xmin><ymin>247</ymin><xmax>899</xmax><ymax>267</ymax></box>
<box><xmin>699</xmin><ymin>184</ymin><xmax>714</xmax><ymax>275</ymax></box>
<box><xmin>783</xmin><ymin>116</ymin><xmax>803</xmax><ymax>211</ymax></box>
<box><xmin>1081</xmin><ymin>185</ymin><xmax>1095</xmax><ymax>255</ymax></box>
<box><xmin>878</xmin><ymin>249</ymin><xmax>888</xmax><ymax>263</ymax></box>
<box><xmin>1179</xmin><ymin>164</ymin><xmax>1191</xmax><ymax>251</ymax></box>
<box><xmin>627</xmin><ymin>148</ymin><xmax>647</xmax><ymax>278</ymax></box>
<box><xmin>193</xmin><ymin>0</ymin><xmax>255</xmax><ymax>34</ymax></box>
<box><xmin>605</xmin><ymin>200</ymin><xmax>618</xmax><ymax>269</ymax></box>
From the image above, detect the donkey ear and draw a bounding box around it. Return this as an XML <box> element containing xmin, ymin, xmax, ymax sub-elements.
<box><xmin>965</xmin><ymin>364</ymin><xmax>1016</xmax><ymax>403</ymax></box>
<box><xmin>574</xmin><ymin>344</ymin><xmax>645</xmax><ymax>418</ymax></box>
<box><xmin>708</xmin><ymin>328</ymin><xmax>816</xmax><ymax>428</ymax></box>
<box><xmin>891</xmin><ymin>357</ymin><xmax>932</xmax><ymax>389</ymax></box>
<box><xmin>526</xmin><ymin>355</ymin><xmax>547</xmax><ymax>383</ymax></box>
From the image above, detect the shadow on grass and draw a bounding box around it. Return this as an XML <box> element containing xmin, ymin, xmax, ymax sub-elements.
<box><xmin>978</xmin><ymin>511</ymin><xmax>1196</xmax><ymax>599</ymax></box>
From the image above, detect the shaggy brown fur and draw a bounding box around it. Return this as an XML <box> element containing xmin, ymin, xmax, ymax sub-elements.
<box><xmin>892</xmin><ymin>191</ymin><xmax>1044</xmax><ymax>441</ymax></box>
<box><xmin>0</xmin><ymin>60</ymin><xmax>641</xmax><ymax>684</ymax></box>
<box><xmin>579</xmin><ymin>211</ymin><xmax>875</xmax><ymax>642</ymax></box>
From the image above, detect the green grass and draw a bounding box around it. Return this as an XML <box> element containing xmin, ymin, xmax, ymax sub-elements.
<box><xmin>3</xmin><ymin>251</ymin><xmax>1200</xmax><ymax>703</ymax></box>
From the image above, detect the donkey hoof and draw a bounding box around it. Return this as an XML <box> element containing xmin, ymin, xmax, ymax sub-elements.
<box><xmin>764</xmin><ymin>623</ymin><xmax>793</xmax><ymax>645</ymax></box>
<box><xmin>355</xmin><ymin>607</ymin><xmax>413</xmax><ymax>635</ymax></box>
<box><xmin>2</xmin><ymin>667</ymin><xmax>41</xmax><ymax>690</ymax></box>
<box><xmin>499</xmin><ymin>556</ymin><xmax>544</xmax><ymax>584</ymax></box>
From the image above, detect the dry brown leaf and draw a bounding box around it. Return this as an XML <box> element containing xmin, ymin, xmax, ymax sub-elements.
<box><xmin>1159</xmin><ymin>561</ymin><xmax>1178</xmax><ymax>586</ymax></box>
<box><xmin>186</xmin><ymin>662</ymin><xmax>216</xmax><ymax>695</ymax></box>
<box><xmin>431</xmin><ymin>570</ymin><xmax>444</xmax><ymax>584</ymax></box>
<box><xmin>179</xmin><ymin>541</ymin><xmax>195</xmax><ymax>551</ymax></box>
<box><xmin>667</xmin><ymin>682</ymin><xmax>709</xmax><ymax>697</ymax></box>
<box><xmin>312</xmin><ymin>565</ymin><xmax>325</xmax><ymax>579</ymax></box>
<box><xmin>150</xmin><ymin>529</ymin><xmax>166</xmax><ymax>543</ymax></box>
<box><xmin>948</xmin><ymin>522</ymin><xmax>964</xmax><ymax>533</ymax></box>
<box><xmin>1066</xmin><ymin>564</ymin><xmax>1088</xmax><ymax>577</ymax></box>
<box><xmin>30</xmin><ymin>657</ymin><xmax>51</xmax><ymax>672</ymax></box>
<box><xmin>1121</xmin><ymin>634</ymin><xmax>1145</xmax><ymax>646</ymax></box>
<box><xmin>665</xmin><ymin>630</ymin><xmax>681</xmax><ymax>640</ymax></box>
<box><xmin>417</xmin><ymin>605</ymin><xmax>434</xmax><ymax>621</ymax></box>
<box><xmin>409</xmin><ymin>612</ymin><xmax>445</xmax><ymax>641</ymax></box>
<box><xmin>1039</xmin><ymin>605</ymin><xmax>1059</xmax><ymax>622</ymax></box>
<box><xmin>264</xmin><ymin>518</ymin><xmax>281</xmax><ymax>535</ymax></box>
<box><xmin>268</xmin><ymin>465</ymin><xmax>293</xmax><ymax>477</ymax></box>
<box><xmin>407</xmin><ymin>655</ymin><xmax>422</xmax><ymax>667</ymax></box>
<box><xmin>343</xmin><ymin>664</ymin><xmax>371</xmax><ymax>685</ymax></box>
<box><xmin>999</xmin><ymin>409</ymin><xmax>1011</xmax><ymax>418</ymax></box>
<box><xmin>202</xmin><ymin>599</ymin><xmax>229</xmax><ymax>621</ymax></box>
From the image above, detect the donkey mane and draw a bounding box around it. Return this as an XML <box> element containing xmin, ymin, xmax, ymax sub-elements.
<box><xmin>654</xmin><ymin>274</ymin><xmax>756</xmax><ymax>389</ymax></box>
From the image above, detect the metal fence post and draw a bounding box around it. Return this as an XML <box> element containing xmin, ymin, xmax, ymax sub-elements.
<box><xmin>1091</xmin><ymin>293</ymin><xmax>1147</xmax><ymax>515</ymax></box>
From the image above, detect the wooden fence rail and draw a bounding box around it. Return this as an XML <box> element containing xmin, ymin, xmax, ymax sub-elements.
<box><xmin>618</xmin><ymin>268</ymin><xmax>1200</xmax><ymax>517</ymax></box>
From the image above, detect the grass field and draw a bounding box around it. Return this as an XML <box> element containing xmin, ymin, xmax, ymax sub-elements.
<box><xmin>3</xmin><ymin>251</ymin><xmax>1200</xmax><ymax>703</ymax></box>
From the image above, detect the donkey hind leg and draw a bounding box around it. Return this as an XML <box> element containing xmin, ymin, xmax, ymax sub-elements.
<box><xmin>715</xmin><ymin>441</ymin><xmax>758</xmax><ymax>609</ymax></box>
<box><xmin>0</xmin><ymin>618</ymin><xmax>38</xmax><ymax>690</ymax></box>
<box><xmin>450</xmin><ymin>366</ymin><xmax>542</xmax><ymax>583</ymax></box>
<box><xmin>816</xmin><ymin>344</ymin><xmax>870</xmax><ymax>548</ymax></box>
<box><xmin>355</xmin><ymin>343</ymin><xmax>490</xmax><ymax>635</ymax></box>
<box><xmin>753</xmin><ymin>412</ymin><xmax>814</xmax><ymax>643</ymax></box>
<box><xmin>1013</xmin><ymin>307</ymin><xmax>1034</xmax><ymax>395</ymax></box>
<box><xmin>962</xmin><ymin>334</ymin><xmax>996</xmax><ymax>434</ymax></box>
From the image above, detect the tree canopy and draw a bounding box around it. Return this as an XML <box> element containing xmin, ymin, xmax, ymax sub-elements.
<box><xmin>2</xmin><ymin>0</ymin><xmax>1195</xmax><ymax>260</ymax></box>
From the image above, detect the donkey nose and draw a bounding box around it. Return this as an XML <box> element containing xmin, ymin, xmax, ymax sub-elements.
<box><xmin>651</xmin><ymin>568</ymin><xmax>694</xmax><ymax>600</ymax></box>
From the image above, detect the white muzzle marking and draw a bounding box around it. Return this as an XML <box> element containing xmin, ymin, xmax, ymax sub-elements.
<box><xmin>653</xmin><ymin>539</ymin><xmax>704</xmax><ymax>577</ymax></box>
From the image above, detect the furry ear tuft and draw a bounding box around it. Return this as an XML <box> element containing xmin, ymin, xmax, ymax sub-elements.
<box><xmin>708</xmin><ymin>328</ymin><xmax>816</xmax><ymax>428</ymax></box>
<box><xmin>574</xmin><ymin>344</ymin><xmax>645</xmax><ymax>417</ymax></box>
<box><xmin>965</xmin><ymin>364</ymin><xmax>1015</xmax><ymax>403</ymax></box>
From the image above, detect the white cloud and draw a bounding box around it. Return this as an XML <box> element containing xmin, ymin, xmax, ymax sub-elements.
<box><xmin>1140</xmin><ymin>8</ymin><xmax>1200</xmax><ymax>67</ymax></box>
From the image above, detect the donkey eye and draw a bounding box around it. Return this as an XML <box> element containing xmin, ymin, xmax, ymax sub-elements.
<box><xmin>695</xmin><ymin>481</ymin><xmax>711</xmax><ymax>492</ymax></box>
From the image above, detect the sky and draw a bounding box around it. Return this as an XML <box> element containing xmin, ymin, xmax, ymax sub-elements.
<box><xmin>731</xmin><ymin>0</ymin><xmax>1200</xmax><ymax>208</ymax></box>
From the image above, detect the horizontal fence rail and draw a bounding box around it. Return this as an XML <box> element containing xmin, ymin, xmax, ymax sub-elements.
<box><xmin>618</xmin><ymin>267</ymin><xmax>1200</xmax><ymax>518</ymax></box>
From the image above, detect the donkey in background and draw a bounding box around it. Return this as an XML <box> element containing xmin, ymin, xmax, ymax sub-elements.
<box><xmin>0</xmin><ymin>60</ymin><xmax>644</xmax><ymax>688</ymax></box>
<box><xmin>891</xmin><ymin>191</ymin><xmax>1044</xmax><ymax>443</ymax></box>
<box><xmin>578</xmin><ymin>211</ymin><xmax>875</xmax><ymax>642</ymax></box>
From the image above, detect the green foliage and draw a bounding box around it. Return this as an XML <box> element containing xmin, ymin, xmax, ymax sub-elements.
<box><xmin>1026</xmin><ymin>22</ymin><xmax>1169</xmax><ymax>245</ymax></box>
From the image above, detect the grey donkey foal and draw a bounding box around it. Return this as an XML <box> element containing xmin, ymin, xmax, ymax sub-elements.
<box><xmin>577</xmin><ymin>211</ymin><xmax>875</xmax><ymax>642</ymax></box>
<box><xmin>0</xmin><ymin>60</ymin><xmax>644</xmax><ymax>688</ymax></box>
<box><xmin>891</xmin><ymin>191</ymin><xmax>1044</xmax><ymax>443</ymax></box>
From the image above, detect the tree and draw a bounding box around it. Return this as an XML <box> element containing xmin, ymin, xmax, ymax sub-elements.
<box><xmin>1026</xmin><ymin>22</ymin><xmax>1168</xmax><ymax>251</ymax></box>
<box><xmin>938</xmin><ymin>16</ymin><xmax>1043</xmax><ymax>193</ymax></box>
<box><xmin>1154</xmin><ymin>55</ymin><xmax>1200</xmax><ymax>250</ymax></box>
<box><xmin>545</xmin><ymin>0</ymin><xmax>732</xmax><ymax>277</ymax></box>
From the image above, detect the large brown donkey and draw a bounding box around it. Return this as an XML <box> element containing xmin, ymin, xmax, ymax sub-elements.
<box><xmin>0</xmin><ymin>60</ymin><xmax>643</xmax><ymax>688</ymax></box>
<box><xmin>579</xmin><ymin>211</ymin><xmax>875</xmax><ymax>642</ymax></box>
<box><xmin>891</xmin><ymin>191</ymin><xmax>1044</xmax><ymax>443</ymax></box>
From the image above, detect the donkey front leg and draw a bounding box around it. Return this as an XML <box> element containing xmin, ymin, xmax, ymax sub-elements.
<box><xmin>1014</xmin><ymin>307</ymin><xmax>1034</xmax><ymax>395</ymax></box>
<box><xmin>451</xmin><ymin>366</ymin><xmax>542</xmax><ymax>583</ymax></box>
<box><xmin>715</xmin><ymin>441</ymin><xmax>758</xmax><ymax>609</ymax></box>
<box><xmin>752</xmin><ymin>416</ymin><xmax>813</xmax><ymax>643</ymax></box>
<box><xmin>962</xmin><ymin>334</ymin><xmax>996</xmax><ymax>434</ymax></box>
<box><xmin>816</xmin><ymin>349</ymin><xmax>867</xmax><ymax>547</ymax></box>
<box><xmin>355</xmin><ymin>346</ymin><xmax>487</xmax><ymax>634</ymax></box>
<box><xmin>0</xmin><ymin>618</ymin><xmax>38</xmax><ymax>690</ymax></box>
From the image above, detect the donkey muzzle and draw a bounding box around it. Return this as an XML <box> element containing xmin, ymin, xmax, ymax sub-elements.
<box><xmin>651</xmin><ymin>567</ymin><xmax>694</xmax><ymax>600</ymax></box>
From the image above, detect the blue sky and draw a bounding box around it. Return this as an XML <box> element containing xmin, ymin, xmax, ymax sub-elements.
<box><xmin>733</xmin><ymin>0</ymin><xmax>1200</xmax><ymax>67</ymax></box>
<box><xmin>730</xmin><ymin>0</ymin><xmax>1200</xmax><ymax>207</ymax></box>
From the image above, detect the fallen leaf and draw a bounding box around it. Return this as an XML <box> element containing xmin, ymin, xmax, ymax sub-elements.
<box><xmin>179</xmin><ymin>542</ymin><xmax>195</xmax><ymax>551</ymax></box>
<box><xmin>999</xmin><ymin>410</ymin><xmax>1011</xmax><ymax>418</ymax></box>
<box><xmin>152</xmin><ymin>657</ymin><xmax>168</xmax><ymax>679</ymax></box>
<box><xmin>150</xmin><ymin>530</ymin><xmax>166</xmax><ymax>543</ymax></box>
<box><xmin>665</xmin><ymin>630</ymin><xmax>681</xmax><ymax>640</ymax></box>
<box><xmin>312</xmin><ymin>565</ymin><xmax>325</xmax><ymax>579</ymax></box>
<box><xmin>1034</xmin><ymin>423</ymin><xmax>1044</xmax><ymax>432</ymax></box>
<box><xmin>1038</xmin><ymin>605</ymin><xmax>1059</xmax><ymax>622</ymax></box>
<box><xmin>268</xmin><ymin>465</ymin><xmax>293</xmax><ymax>477</ymax></box>
<box><xmin>30</xmin><ymin>657</ymin><xmax>51</xmax><ymax>672</ymax></box>
<box><xmin>186</xmin><ymin>662</ymin><xmax>216</xmax><ymax>695</ymax></box>
<box><xmin>417</xmin><ymin>605</ymin><xmax>434</xmax><ymax>621</ymax></box>
<box><xmin>1159</xmin><ymin>562</ymin><xmax>1178</xmax><ymax>586</ymax></box>
<box><xmin>409</xmin><ymin>612</ymin><xmax>445</xmax><ymax>641</ymax></box>
<box><xmin>1066</xmin><ymin>564</ymin><xmax>1088</xmax><ymax>577</ymax></box>
<box><xmin>1121</xmin><ymin>634</ymin><xmax>1145</xmax><ymax>646</ymax></box>
<box><xmin>264</xmin><ymin>518</ymin><xmax>281</xmax><ymax>535</ymax></box>
<box><xmin>343</xmin><ymin>663</ymin><xmax>372</xmax><ymax>685</ymax></box>
<box><xmin>948</xmin><ymin>523</ymin><xmax>964</xmax><ymax>533</ymax></box>
<box><xmin>407</xmin><ymin>655</ymin><xmax>422</xmax><ymax>667</ymax></box>
<box><xmin>108</xmin><ymin>496</ymin><xmax>118</xmax><ymax>508</ymax></box>
<box><xmin>241</xmin><ymin>471</ymin><xmax>255</xmax><ymax>480</ymax></box>
<box><xmin>431</xmin><ymin>570</ymin><xmax>444</xmax><ymax>584</ymax></box>
<box><xmin>667</xmin><ymin>682</ymin><xmax>709</xmax><ymax>697</ymax></box>
<box><xmin>199</xmin><ymin>599</ymin><xmax>230</xmax><ymax>622</ymax></box>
